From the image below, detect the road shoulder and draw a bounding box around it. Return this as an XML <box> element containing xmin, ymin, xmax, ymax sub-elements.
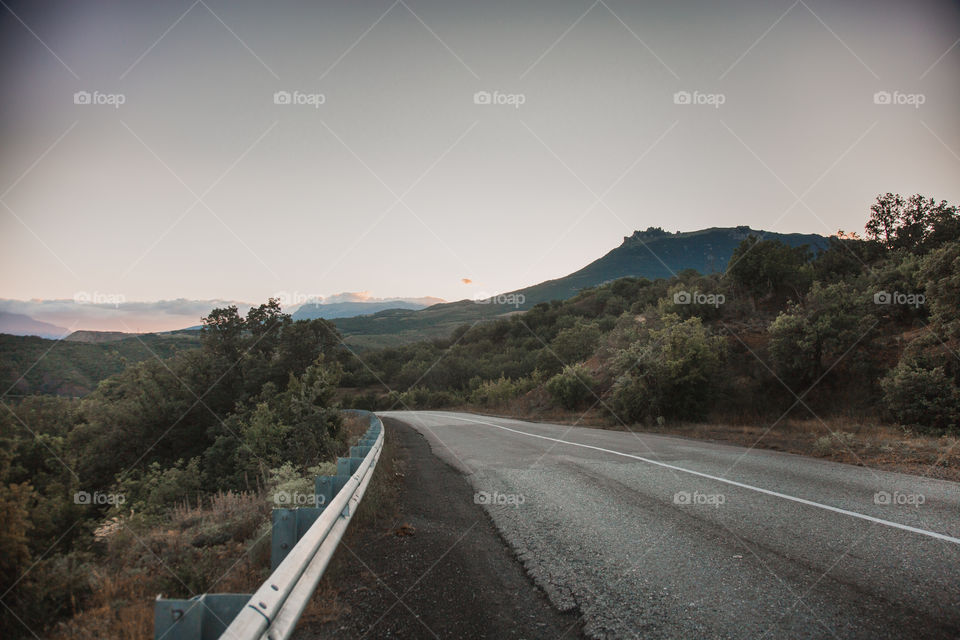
<box><xmin>294</xmin><ymin>416</ymin><xmax>585</xmax><ymax>639</ymax></box>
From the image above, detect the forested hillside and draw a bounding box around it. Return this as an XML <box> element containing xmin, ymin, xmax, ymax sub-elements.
<box><xmin>0</xmin><ymin>303</ymin><xmax>348</xmax><ymax>637</ymax></box>
<box><xmin>0</xmin><ymin>331</ymin><xmax>200</xmax><ymax>396</ymax></box>
<box><xmin>340</xmin><ymin>194</ymin><xmax>959</xmax><ymax>434</ymax></box>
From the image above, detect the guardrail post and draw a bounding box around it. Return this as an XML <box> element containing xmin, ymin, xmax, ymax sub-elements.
<box><xmin>271</xmin><ymin>508</ymin><xmax>297</xmax><ymax>571</ymax></box>
<box><xmin>153</xmin><ymin>593</ymin><xmax>251</xmax><ymax>640</ymax></box>
<box><xmin>315</xmin><ymin>475</ymin><xmax>334</xmax><ymax>509</ymax></box>
<box><xmin>271</xmin><ymin>507</ymin><xmax>325</xmax><ymax>570</ymax></box>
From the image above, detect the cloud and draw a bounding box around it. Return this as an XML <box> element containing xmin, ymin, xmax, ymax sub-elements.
<box><xmin>0</xmin><ymin>298</ymin><xmax>251</xmax><ymax>333</ymax></box>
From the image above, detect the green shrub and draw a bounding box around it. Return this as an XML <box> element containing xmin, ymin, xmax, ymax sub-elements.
<box><xmin>545</xmin><ymin>365</ymin><xmax>595</xmax><ymax>409</ymax></box>
<box><xmin>470</xmin><ymin>375</ymin><xmax>539</xmax><ymax>406</ymax></box>
<box><xmin>116</xmin><ymin>458</ymin><xmax>203</xmax><ymax>516</ymax></box>
<box><xmin>609</xmin><ymin>315</ymin><xmax>726</xmax><ymax>422</ymax></box>
<box><xmin>881</xmin><ymin>361</ymin><xmax>959</xmax><ymax>432</ymax></box>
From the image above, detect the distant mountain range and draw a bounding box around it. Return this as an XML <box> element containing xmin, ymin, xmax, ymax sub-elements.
<box><xmin>0</xmin><ymin>295</ymin><xmax>446</xmax><ymax>339</ymax></box>
<box><xmin>0</xmin><ymin>311</ymin><xmax>70</xmax><ymax>339</ymax></box>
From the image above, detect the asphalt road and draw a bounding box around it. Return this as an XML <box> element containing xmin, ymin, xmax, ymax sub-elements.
<box><xmin>379</xmin><ymin>410</ymin><xmax>960</xmax><ymax>639</ymax></box>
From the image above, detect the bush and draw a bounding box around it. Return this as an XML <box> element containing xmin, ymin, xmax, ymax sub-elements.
<box><xmin>609</xmin><ymin>315</ymin><xmax>726</xmax><ymax>422</ymax></box>
<box><xmin>545</xmin><ymin>365</ymin><xmax>596</xmax><ymax>409</ymax></box>
<box><xmin>470</xmin><ymin>374</ymin><xmax>539</xmax><ymax>407</ymax></box>
<box><xmin>881</xmin><ymin>361</ymin><xmax>959</xmax><ymax>432</ymax></box>
<box><xmin>116</xmin><ymin>458</ymin><xmax>203</xmax><ymax>516</ymax></box>
<box><xmin>549</xmin><ymin>320</ymin><xmax>601</xmax><ymax>364</ymax></box>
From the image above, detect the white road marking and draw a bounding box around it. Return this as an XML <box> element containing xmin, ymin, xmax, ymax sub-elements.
<box><xmin>396</xmin><ymin>411</ymin><xmax>960</xmax><ymax>545</ymax></box>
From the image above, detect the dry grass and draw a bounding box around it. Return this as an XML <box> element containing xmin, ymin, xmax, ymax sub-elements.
<box><xmin>628</xmin><ymin>417</ymin><xmax>959</xmax><ymax>481</ymax></box>
<box><xmin>42</xmin><ymin>411</ymin><xmax>383</xmax><ymax>639</ymax></box>
<box><xmin>303</xmin><ymin>417</ymin><xmax>402</xmax><ymax>627</ymax></box>
<box><xmin>49</xmin><ymin>490</ymin><xmax>273</xmax><ymax>640</ymax></box>
<box><xmin>299</xmin><ymin>580</ymin><xmax>352</xmax><ymax>626</ymax></box>
<box><xmin>341</xmin><ymin>412</ymin><xmax>372</xmax><ymax>450</ymax></box>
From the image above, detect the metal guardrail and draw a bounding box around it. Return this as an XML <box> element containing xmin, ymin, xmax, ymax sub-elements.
<box><xmin>154</xmin><ymin>411</ymin><xmax>385</xmax><ymax>640</ymax></box>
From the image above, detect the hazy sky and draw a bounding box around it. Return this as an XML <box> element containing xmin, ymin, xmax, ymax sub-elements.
<box><xmin>2</xmin><ymin>0</ymin><xmax>958</xmax><ymax>308</ymax></box>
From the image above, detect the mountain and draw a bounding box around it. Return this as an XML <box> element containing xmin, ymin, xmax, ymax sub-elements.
<box><xmin>504</xmin><ymin>226</ymin><xmax>828</xmax><ymax>306</ymax></box>
<box><xmin>333</xmin><ymin>226</ymin><xmax>829</xmax><ymax>347</ymax></box>
<box><xmin>292</xmin><ymin>299</ymin><xmax>441</xmax><ymax>321</ymax></box>
<box><xmin>0</xmin><ymin>311</ymin><xmax>70</xmax><ymax>339</ymax></box>
<box><xmin>64</xmin><ymin>330</ymin><xmax>141</xmax><ymax>343</ymax></box>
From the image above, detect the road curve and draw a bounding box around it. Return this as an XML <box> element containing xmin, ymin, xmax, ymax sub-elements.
<box><xmin>379</xmin><ymin>410</ymin><xmax>960</xmax><ymax>639</ymax></box>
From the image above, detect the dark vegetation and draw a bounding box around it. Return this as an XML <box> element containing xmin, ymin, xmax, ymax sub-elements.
<box><xmin>0</xmin><ymin>302</ymin><xmax>348</xmax><ymax>637</ymax></box>
<box><xmin>0</xmin><ymin>331</ymin><xmax>200</xmax><ymax>396</ymax></box>
<box><xmin>339</xmin><ymin>194</ymin><xmax>959</xmax><ymax>434</ymax></box>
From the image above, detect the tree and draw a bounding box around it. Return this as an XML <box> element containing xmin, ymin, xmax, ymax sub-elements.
<box><xmin>865</xmin><ymin>193</ymin><xmax>958</xmax><ymax>253</ymax></box>
<box><xmin>610</xmin><ymin>315</ymin><xmax>726</xmax><ymax>422</ymax></box>
<box><xmin>726</xmin><ymin>235</ymin><xmax>812</xmax><ymax>301</ymax></box>
<box><xmin>865</xmin><ymin>192</ymin><xmax>904</xmax><ymax>249</ymax></box>
<box><xmin>201</xmin><ymin>305</ymin><xmax>245</xmax><ymax>361</ymax></box>
<box><xmin>919</xmin><ymin>241</ymin><xmax>960</xmax><ymax>339</ymax></box>
<box><xmin>768</xmin><ymin>282</ymin><xmax>874</xmax><ymax>388</ymax></box>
